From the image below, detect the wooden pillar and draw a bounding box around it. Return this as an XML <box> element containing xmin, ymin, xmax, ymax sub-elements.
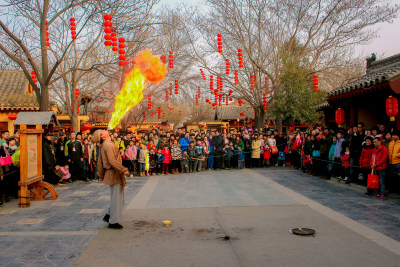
<box><xmin>18</xmin><ymin>124</ymin><xmax>30</xmax><ymax>208</ymax></box>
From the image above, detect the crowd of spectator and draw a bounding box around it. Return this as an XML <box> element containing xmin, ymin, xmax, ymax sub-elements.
<box><xmin>1</xmin><ymin>121</ymin><xmax>399</xmax><ymax>206</ymax></box>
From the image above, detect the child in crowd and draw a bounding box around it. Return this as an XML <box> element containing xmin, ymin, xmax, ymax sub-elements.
<box><xmin>138</xmin><ymin>144</ymin><xmax>147</xmax><ymax>176</ymax></box>
<box><xmin>156</xmin><ymin>150</ymin><xmax>165</xmax><ymax>175</ymax></box>
<box><xmin>224</xmin><ymin>143</ymin><xmax>233</xmax><ymax>169</ymax></box>
<box><xmin>195</xmin><ymin>139</ymin><xmax>205</xmax><ymax>172</ymax></box>
<box><xmin>161</xmin><ymin>145</ymin><xmax>171</xmax><ymax>174</ymax></box>
<box><xmin>263</xmin><ymin>143</ymin><xmax>271</xmax><ymax>167</ymax></box>
<box><xmin>236</xmin><ymin>146</ymin><xmax>245</xmax><ymax>169</ymax></box>
<box><xmin>341</xmin><ymin>146</ymin><xmax>351</xmax><ymax>183</ymax></box>
<box><xmin>188</xmin><ymin>141</ymin><xmax>197</xmax><ymax>173</ymax></box>
<box><xmin>181</xmin><ymin>150</ymin><xmax>189</xmax><ymax>173</ymax></box>
<box><xmin>149</xmin><ymin>147</ymin><xmax>157</xmax><ymax>176</ymax></box>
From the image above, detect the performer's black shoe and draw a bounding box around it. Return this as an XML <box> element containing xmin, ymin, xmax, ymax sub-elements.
<box><xmin>103</xmin><ymin>214</ymin><xmax>110</xmax><ymax>223</ymax></box>
<box><xmin>108</xmin><ymin>223</ymin><xmax>123</xmax><ymax>229</ymax></box>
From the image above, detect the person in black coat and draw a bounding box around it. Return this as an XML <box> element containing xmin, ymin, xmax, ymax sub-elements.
<box><xmin>42</xmin><ymin>133</ymin><xmax>58</xmax><ymax>185</ymax></box>
<box><xmin>55</xmin><ymin>132</ymin><xmax>67</xmax><ymax>166</ymax></box>
<box><xmin>213</xmin><ymin>131</ymin><xmax>224</xmax><ymax>169</ymax></box>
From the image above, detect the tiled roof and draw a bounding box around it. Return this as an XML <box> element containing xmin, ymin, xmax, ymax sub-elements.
<box><xmin>0</xmin><ymin>70</ymin><xmax>38</xmax><ymax>108</ymax></box>
<box><xmin>14</xmin><ymin>112</ymin><xmax>60</xmax><ymax>126</ymax></box>
<box><xmin>216</xmin><ymin>105</ymin><xmax>255</xmax><ymax>120</ymax></box>
<box><xmin>328</xmin><ymin>53</ymin><xmax>400</xmax><ymax>97</ymax></box>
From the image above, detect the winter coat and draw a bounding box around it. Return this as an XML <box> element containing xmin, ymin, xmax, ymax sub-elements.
<box><xmin>359</xmin><ymin>144</ymin><xmax>374</xmax><ymax>169</ymax></box>
<box><xmin>66</xmin><ymin>139</ymin><xmax>83</xmax><ymax>162</ymax></box>
<box><xmin>319</xmin><ymin>138</ymin><xmax>331</xmax><ymax>155</ymax></box>
<box><xmin>42</xmin><ymin>138</ymin><xmax>56</xmax><ymax>173</ymax></box>
<box><xmin>97</xmin><ymin>140</ymin><xmax>128</xmax><ymax>186</ymax></box>
<box><xmin>341</xmin><ymin>153</ymin><xmax>350</xmax><ymax>168</ymax></box>
<box><xmin>328</xmin><ymin>142</ymin><xmax>337</xmax><ymax>160</ymax></box>
<box><xmin>188</xmin><ymin>146</ymin><xmax>197</xmax><ymax>159</ymax></box>
<box><xmin>55</xmin><ymin>138</ymin><xmax>67</xmax><ymax>166</ymax></box>
<box><xmin>251</xmin><ymin>139</ymin><xmax>261</xmax><ymax>158</ymax></box>
<box><xmin>179</xmin><ymin>137</ymin><xmax>190</xmax><ymax>152</ymax></box>
<box><xmin>149</xmin><ymin>152</ymin><xmax>157</xmax><ymax>168</ymax></box>
<box><xmin>213</xmin><ymin>135</ymin><xmax>224</xmax><ymax>152</ymax></box>
<box><xmin>156</xmin><ymin>153</ymin><xmax>165</xmax><ymax>164</ymax></box>
<box><xmin>171</xmin><ymin>144</ymin><xmax>182</xmax><ymax>160</ymax></box>
<box><xmin>334</xmin><ymin>138</ymin><xmax>345</xmax><ymax>158</ymax></box>
<box><xmin>388</xmin><ymin>140</ymin><xmax>400</xmax><ymax>165</ymax></box>
<box><xmin>138</xmin><ymin>148</ymin><xmax>146</xmax><ymax>163</ymax></box>
<box><xmin>161</xmin><ymin>149</ymin><xmax>171</xmax><ymax>163</ymax></box>
<box><xmin>371</xmin><ymin>145</ymin><xmax>388</xmax><ymax>171</ymax></box>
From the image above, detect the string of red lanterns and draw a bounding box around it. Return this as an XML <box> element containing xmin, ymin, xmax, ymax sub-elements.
<box><xmin>148</xmin><ymin>94</ymin><xmax>152</xmax><ymax>110</ymax></box>
<box><xmin>169</xmin><ymin>51</ymin><xmax>174</xmax><ymax>69</ymax></box>
<box><xmin>143</xmin><ymin>112</ymin><xmax>146</xmax><ymax>120</ymax></box>
<box><xmin>217</xmin><ymin>33</ymin><xmax>223</xmax><ymax>54</ymax></box>
<box><xmin>238</xmin><ymin>49</ymin><xmax>243</xmax><ymax>68</ymax></box>
<box><xmin>235</xmin><ymin>70</ymin><xmax>239</xmax><ymax>86</ymax></box>
<box><xmin>103</xmin><ymin>14</ymin><xmax>112</xmax><ymax>49</ymax></box>
<box><xmin>31</xmin><ymin>71</ymin><xmax>37</xmax><ymax>84</ymax></box>
<box><xmin>169</xmin><ymin>82</ymin><xmax>172</xmax><ymax>95</ymax></box>
<box><xmin>174</xmin><ymin>80</ymin><xmax>179</xmax><ymax>94</ymax></box>
<box><xmin>118</xmin><ymin>37</ymin><xmax>125</xmax><ymax>69</ymax></box>
<box><xmin>210</xmin><ymin>75</ymin><xmax>214</xmax><ymax>93</ymax></box>
<box><xmin>111</xmin><ymin>30</ymin><xmax>118</xmax><ymax>54</ymax></box>
<box><xmin>70</xmin><ymin>18</ymin><xmax>76</xmax><ymax>40</ymax></box>
<box><xmin>226</xmin><ymin>59</ymin><xmax>230</xmax><ymax>76</ymax></box>
<box><xmin>165</xmin><ymin>89</ymin><xmax>169</xmax><ymax>102</ymax></box>
<box><xmin>200</xmin><ymin>69</ymin><xmax>206</xmax><ymax>80</ymax></box>
<box><xmin>262</xmin><ymin>92</ymin><xmax>267</xmax><ymax>111</ymax></box>
<box><xmin>313</xmin><ymin>75</ymin><xmax>319</xmax><ymax>92</ymax></box>
<box><xmin>45</xmin><ymin>21</ymin><xmax>50</xmax><ymax>48</ymax></box>
<box><xmin>250</xmin><ymin>75</ymin><xmax>255</xmax><ymax>91</ymax></box>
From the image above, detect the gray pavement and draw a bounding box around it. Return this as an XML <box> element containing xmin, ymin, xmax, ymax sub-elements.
<box><xmin>75</xmin><ymin>169</ymin><xmax>400</xmax><ymax>267</ymax></box>
<box><xmin>2</xmin><ymin>168</ymin><xmax>400</xmax><ymax>266</ymax></box>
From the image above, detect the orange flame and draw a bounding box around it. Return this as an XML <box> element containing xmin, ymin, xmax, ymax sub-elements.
<box><xmin>108</xmin><ymin>50</ymin><xmax>167</xmax><ymax>129</ymax></box>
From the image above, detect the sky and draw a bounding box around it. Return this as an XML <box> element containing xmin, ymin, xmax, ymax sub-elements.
<box><xmin>158</xmin><ymin>0</ymin><xmax>400</xmax><ymax>60</ymax></box>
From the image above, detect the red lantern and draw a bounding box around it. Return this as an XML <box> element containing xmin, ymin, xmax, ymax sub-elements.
<box><xmin>386</xmin><ymin>96</ymin><xmax>399</xmax><ymax>121</ymax></box>
<box><xmin>217</xmin><ymin>33</ymin><xmax>223</xmax><ymax>54</ymax></box>
<box><xmin>335</xmin><ymin>108</ymin><xmax>345</xmax><ymax>126</ymax></box>
<box><xmin>31</xmin><ymin>71</ymin><xmax>37</xmax><ymax>84</ymax></box>
<box><xmin>8</xmin><ymin>113</ymin><xmax>17</xmax><ymax>120</ymax></box>
<box><xmin>169</xmin><ymin>51</ymin><xmax>174</xmax><ymax>69</ymax></box>
<box><xmin>240</xmin><ymin>112</ymin><xmax>245</xmax><ymax>117</ymax></box>
<box><xmin>238</xmin><ymin>99</ymin><xmax>242</xmax><ymax>107</ymax></box>
<box><xmin>313</xmin><ymin>75</ymin><xmax>319</xmax><ymax>92</ymax></box>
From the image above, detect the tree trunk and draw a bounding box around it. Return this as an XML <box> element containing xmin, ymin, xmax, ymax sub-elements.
<box><xmin>40</xmin><ymin>84</ymin><xmax>49</xmax><ymax>111</ymax></box>
<box><xmin>275</xmin><ymin>116</ymin><xmax>283</xmax><ymax>133</ymax></box>
<box><xmin>70</xmin><ymin>111</ymin><xmax>79</xmax><ymax>132</ymax></box>
<box><xmin>253</xmin><ymin>107</ymin><xmax>266</xmax><ymax>130</ymax></box>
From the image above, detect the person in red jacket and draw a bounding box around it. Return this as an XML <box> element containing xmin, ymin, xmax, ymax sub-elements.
<box><xmin>341</xmin><ymin>146</ymin><xmax>351</xmax><ymax>183</ymax></box>
<box><xmin>161</xmin><ymin>145</ymin><xmax>172</xmax><ymax>174</ymax></box>
<box><xmin>371</xmin><ymin>137</ymin><xmax>388</xmax><ymax>200</ymax></box>
<box><xmin>359</xmin><ymin>136</ymin><xmax>375</xmax><ymax>193</ymax></box>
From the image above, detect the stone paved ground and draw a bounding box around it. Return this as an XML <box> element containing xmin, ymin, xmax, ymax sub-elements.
<box><xmin>255</xmin><ymin>167</ymin><xmax>400</xmax><ymax>242</ymax></box>
<box><xmin>0</xmin><ymin>177</ymin><xmax>147</xmax><ymax>267</ymax></box>
<box><xmin>1</xmin><ymin>167</ymin><xmax>400</xmax><ymax>266</ymax></box>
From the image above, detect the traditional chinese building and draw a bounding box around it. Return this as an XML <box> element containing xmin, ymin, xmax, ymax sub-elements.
<box><xmin>321</xmin><ymin>53</ymin><xmax>400</xmax><ymax>130</ymax></box>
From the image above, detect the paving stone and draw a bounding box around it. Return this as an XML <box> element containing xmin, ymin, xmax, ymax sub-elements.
<box><xmin>0</xmin><ymin>210</ymin><xmax>17</xmax><ymax>215</ymax></box>
<box><xmin>79</xmin><ymin>209</ymin><xmax>104</xmax><ymax>214</ymax></box>
<box><xmin>16</xmin><ymin>218</ymin><xmax>45</xmax><ymax>225</ymax></box>
<box><xmin>51</xmin><ymin>202</ymin><xmax>72</xmax><ymax>207</ymax></box>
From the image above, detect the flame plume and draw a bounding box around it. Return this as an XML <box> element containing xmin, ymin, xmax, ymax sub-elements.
<box><xmin>108</xmin><ymin>50</ymin><xmax>167</xmax><ymax>129</ymax></box>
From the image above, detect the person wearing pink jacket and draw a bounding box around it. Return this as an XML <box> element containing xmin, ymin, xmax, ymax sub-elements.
<box><xmin>161</xmin><ymin>146</ymin><xmax>172</xmax><ymax>174</ymax></box>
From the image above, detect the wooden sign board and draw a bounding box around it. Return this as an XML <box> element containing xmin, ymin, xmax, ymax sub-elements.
<box><xmin>18</xmin><ymin>124</ymin><xmax>58</xmax><ymax>208</ymax></box>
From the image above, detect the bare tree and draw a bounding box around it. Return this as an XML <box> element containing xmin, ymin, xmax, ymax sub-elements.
<box><xmin>184</xmin><ymin>0</ymin><xmax>398</xmax><ymax>129</ymax></box>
